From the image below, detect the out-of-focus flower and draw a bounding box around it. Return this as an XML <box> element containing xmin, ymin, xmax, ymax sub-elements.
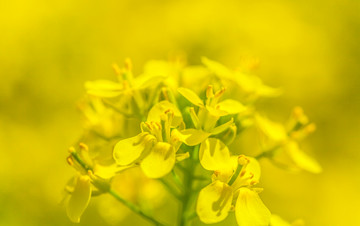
<box><xmin>85</xmin><ymin>59</ymin><xmax>165</xmax><ymax>118</ymax></box>
<box><xmin>255</xmin><ymin>107</ymin><xmax>322</xmax><ymax>173</ymax></box>
<box><xmin>202</xmin><ymin>57</ymin><xmax>282</xmax><ymax>102</ymax></box>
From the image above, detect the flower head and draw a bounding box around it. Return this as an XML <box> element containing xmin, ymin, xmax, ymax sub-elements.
<box><xmin>113</xmin><ymin>101</ymin><xmax>186</xmax><ymax>178</ymax></box>
<box><xmin>176</xmin><ymin>85</ymin><xmax>247</xmax><ymax>146</ymax></box>
<box><xmin>196</xmin><ymin>138</ymin><xmax>271</xmax><ymax>226</ymax></box>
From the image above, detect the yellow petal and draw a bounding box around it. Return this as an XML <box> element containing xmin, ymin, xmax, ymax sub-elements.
<box><xmin>270</xmin><ymin>214</ymin><xmax>292</xmax><ymax>226</ymax></box>
<box><xmin>177</xmin><ymin>87</ymin><xmax>204</xmax><ymax>107</ymax></box>
<box><xmin>235</xmin><ymin>187</ymin><xmax>271</xmax><ymax>226</ymax></box>
<box><xmin>147</xmin><ymin>101</ymin><xmax>183</xmax><ymax>127</ymax></box>
<box><xmin>199</xmin><ymin>138</ymin><xmax>231</xmax><ymax>172</ymax></box>
<box><xmin>134</xmin><ymin>75</ymin><xmax>166</xmax><ymax>89</ymax></box>
<box><xmin>210</xmin><ymin>118</ymin><xmax>234</xmax><ymax>135</ymax></box>
<box><xmin>206</xmin><ymin>105</ymin><xmax>228</xmax><ymax>117</ymax></box>
<box><xmin>66</xmin><ymin>176</ymin><xmax>92</xmax><ymax>223</ymax></box>
<box><xmin>113</xmin><ymin>133</ymin><xmax>155</xmax><ymax>166</ymax></box>
<box><xmin>85</xmin><ymin>80</ymin><xmax>123</xmax><ymax>98</ymax></box>
<box><xmin>216</xmin><ymin>99</ymin><xmax>247</xmax><ymax>115</ymax></box>
<box><xmin>196</xmin><ymin>181</ymin><xmax>233</xmax><ymax>224</ymax></box>
<box><xmin>140</xmin><ymin>142</ymin><xmax>175</xmax><ymax>178</ymax></box>
<box><xmin>255</xmin><ymin>114</ymin><xmax>287</xmax><ymax>143</ymax></box>
<box><xmin>257</xmin><ymin>84</ymin><xmax>282</xmax><ymax>98</ymax></box>
<box><xmin>285</xmin><ymin>141</ymin><xmax>322</xmax><ymax>174</ymax></box>
<box><xmin>177</xmin><ymin>129</ymin><xmax>211</xmax><ymax>146</ymax></box>
<box><xmin>93</xmin><ymin>163</ymin><xmax>130</xmax><ymax>179</ymax></box>
<box><xmin>201</xmin><ymin>57</ymin><xmax>233</xmax><ymax>80</ymax></box>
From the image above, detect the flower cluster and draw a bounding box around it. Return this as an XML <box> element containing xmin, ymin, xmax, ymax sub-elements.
<box><xmin>64</xmin><ymin>57</ymin><xmax>320</xmax><ymax>225</ymax></box>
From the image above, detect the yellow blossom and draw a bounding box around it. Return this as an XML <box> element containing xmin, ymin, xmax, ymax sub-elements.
<box><xmin>196</xmin><ymin>138</ymin><xmax>271</xmax><ymax>226</ymax></box>
<box><xmin>255</xmin><ymin>108</ymin><xmax>322</xmax><ymax>174</ymax></box>
<box><xmin>113</xmin><ymin>101</ymin><xmax>186</xmax><ymax>178</ymax></box>
<box><xmin>177</xmin><ymin>85</ymin><xmax>247</xmax><ymax>146</ymax></box>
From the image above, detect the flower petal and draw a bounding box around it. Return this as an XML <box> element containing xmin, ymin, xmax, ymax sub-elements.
<box><xmin>199</xmin><ymin>138</ymin><xmax>231</xmax><ymax>172</ymax></box>
<box><xmin>147</xmin><ymin>101</ymin><xmax>183</xmax><ymax>127</ymax></box>
<box><xmin>216</xmin><ymin>99</ymin><xmax>247</xmax><ymax>115</ymax></box>
<box><xmin>235</xmin><ymin>187</ymin><xmax>271</xmax><ymax>226</ymax></box>
<box><xmin>196</xmin><ymin>181</ymin><xmax>233</xmax><ymax>224</ymax></box>
<box><xmin>285</xmin><ymin>141</ymin><xmax>322</xmax><ymax>174</ymax></box>
<box><xmin>255</xmin><ymin>114</ymin><xmax>287</xmax><ymax>143</ymax></box>
<box><xmin>201</xmin><ymin>57</ymin><xmax>233</xmax><ymax>80</ymax></box>
<box><xmin>176</xmin><ymin>129</ymin><xmax>211</xmax><ymax>146</ymax></box>
<box><xmin>113</xmin><ymin>133</ymin><xmax>155</xmax><ymax>166</ymax></box>
<box><xmin>85</xmin><ymin>80</ymin><xmax>123</xmax><ymax>98</ymax></box>
<box><xmin>140</xmin><ymin>142</ymin><xmax>175</xmax><ymax>178</ymax></box>
<box><xmin>177</xmin><ymin>87</ymin><xmax>204</xmax><ymax>107</ymax></box>
<box><xmin>270</xmin><ymin>214</ymin><xmax>292</xmax><ymax>226</ymax></box>
<box><xmin>66</xmin><ymin>176</ymin><xmax>92</xmax><ymax>223</ymax></box>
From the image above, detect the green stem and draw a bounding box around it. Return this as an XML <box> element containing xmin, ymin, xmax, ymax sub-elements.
<box><xmin>108</xmin><ymin>189</ymin><xmax>165</xmax><ymax>226</ymax></box>
<box><xmin>179</xmin><ymin>145</ymin><xmax>199</xmax><ymax>226</ymax></box>
<box><xmin>159</xmin><ymin>178</ymin><xmax>182</xmax><ymax>200</ymax></box>
<box><xmin>172</xmin><ymin>170</ymin><xmax>184</xmax><ymax>190</ymax></box>
<box><xmin>70</xmin><ymin>151</ymin><xmax>165</xmax><ymax>226</ymax></box>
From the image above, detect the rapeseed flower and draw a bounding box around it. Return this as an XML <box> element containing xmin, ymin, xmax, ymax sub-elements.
<box><xmin>64</xmin><ymin>57</ymin><xmax>320</xmax><ymax>225</ymax></box>
<box><xmin>196</xmin><ymin>138</ymin><xmax>270</xmax><ymax>225</ymax></box>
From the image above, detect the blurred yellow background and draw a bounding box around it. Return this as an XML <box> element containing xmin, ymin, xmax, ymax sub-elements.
<box><xmin>1</xmin><ymin>0</ymin><xmax>359</xmax><ymax>225</ymax></box>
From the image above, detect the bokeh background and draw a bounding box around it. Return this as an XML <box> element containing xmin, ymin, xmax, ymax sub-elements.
<box><xmin>1</xmin><ymin>0</ymin><xmax>359</xmax><ymax>225</ymax></box>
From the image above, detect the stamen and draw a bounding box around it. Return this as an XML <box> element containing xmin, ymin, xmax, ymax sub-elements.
<box><xmin>122</xmin><ymin>80</ymin><xmax>130</xmax><ymax>91</ymax></box>
<box><xmin>214</xmin><ymin>87</ymin><xmax>226</xmax><ymax>98</ymax></box>
<box><xmin>161</xmin><ymin>87</ymin><xmax>170</xmax><ymax>101</ymax></box>
<box><xmin>206</xmin><ymin>85</ymin><xmax>214</xmax><ymax>98</ymax></box>
<box><xmin>66</xmin><ymin>156</ymin><xmax>74</xmax><ymax>166</ymax></box>
<box><xmin>68</xmin><ymin>146</ymin><xmax>76</xmax><ymax>153</ymax></box>
<box><xmin>238</xmin><ymin>155</ymin><xmax>250</xmax><ymax>166</ymax></box>
<box><xmin>112</xmin><ymin>63</ymin><xmax>121</xmax><ymax>76</ymax></box>
<box><xmin>293</xmin><ymin>106</ymin><xmax>304</xmax><ymax>119</ymax></box>
<box><xmin>79</xmin><ymin>143</ymin><xmax>89</xmax><ymax>152</ymax></box>
<box><xmin>240</xmin><ymin>170</ymin><xmax>246</xmax><ymax>177</ymax></box>
<box><xmin>124</xmin><ymin>58</ymin><xmax>132</xmax><ymax>71</ymax></box>
<box><xmin>306</xmin><ymin>123</ymin><xmax>316</xmax><ymax>133</ymax></box>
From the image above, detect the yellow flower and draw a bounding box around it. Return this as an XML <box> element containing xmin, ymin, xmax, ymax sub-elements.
<box><xmin>113</xmin><ymin>101</ymin><xmax>186</xmax><ymax>178</ymax></box>
<box><xmin>78</xmin><ymin>95</ymin><xmax>139</xmax><ymax>139</ymax></box>
<box><xmin>65</xmin><ymin>143</ymin><xmax>118</xmax><ymax>223</ymax></box>
<box><xmin>196</xmin><ymin>138</ymin><xmax>271</xmax><ymax>225</ymax></box>
<box><xmin>65</xmin><ymin>175</ymin><xmax>92</xmax><ymax>223</ymax></box>
<box><xmin>176</xmin><ymin>85</ymin><xmax>247</xmax><ymax>146</ymax></box>
<box><xmin>84</xmin><ymin>59</ymin><xmax>165</xmax><ymax>117</ymax></box>
<box><xmin>255</xmin><ymin>108</ymin><xmax>322</xmax><ymax>174</ymax></box>
<box><xmin>202</xmin><ymin>57</ymin><xmax>281</xmax><ymax>101</ymax></box>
